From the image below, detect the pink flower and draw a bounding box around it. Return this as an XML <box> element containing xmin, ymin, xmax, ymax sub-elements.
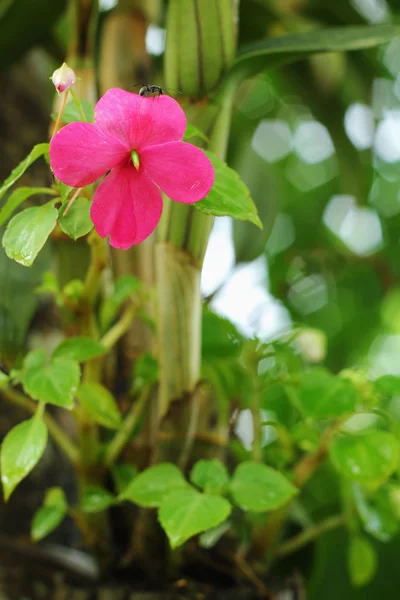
<box><xmin>50</xmin><ymin>88</ymin><xmax>215</xmax><ymax>248</ymax></box>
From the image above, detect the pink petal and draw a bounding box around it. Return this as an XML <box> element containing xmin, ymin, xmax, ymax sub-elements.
<box><xmin>50</xmin><ymin>122</ymin><xmax>128</xmax><ymax>187</ymax></box>
<box><xmin>90</xmin><ymin>163</ymin><xmax>163</xmax><ymax>249</ymax></box>
<box><xmin>94</xmin><ymin>88</ymin><xmax>186</xmax><ymax>150</ymax></box>
<box><xmin>141</xmin><ymin>142</ymin><xmax>215</xmax><ymax>204</ymax></box>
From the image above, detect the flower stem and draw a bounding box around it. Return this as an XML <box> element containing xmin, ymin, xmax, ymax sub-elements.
<box><xmin>276</xmin><ymin>514</ymin><xmax>346</xmax><ymax>558</ymax></box>
<box><xmin>1</xmin><ymin>385</ymin><xmax>80</xmax><ymax>465</ymax></box>
<box><xmin>63</xmin><ymin>187</ymin><xmax>82</xmax><ymax>216</ymax></box>
<box><xmin>70</xmin><ymin>87</ymin><xmax>86</xmax><ymax>121</ymax></box>
<box><xmin>100</xmin><ymin>304</ymin><xmax>137</xmax><ymax>350</ymax></box>
<box><xmin>51</xmin><ymin>90</ymin><xmax>69</xmax><ymax>140</ymax></box>
<box><xmin>81</xmin><ymin>230</ymin><xmax>108</xmax><ymax>306</ymax></box>
<box><xmin>104</xmin><ymin>386</ymin><xmax>151</xmax><ymax>468</ymax></box>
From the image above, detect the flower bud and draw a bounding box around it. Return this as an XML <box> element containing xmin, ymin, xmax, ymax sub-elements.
<box><xmin>51</xmin><ymin>62</ymin><xmax>77</xmax><ymax>94</ymax></box>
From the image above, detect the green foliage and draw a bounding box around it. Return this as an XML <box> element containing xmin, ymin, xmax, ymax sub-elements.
<box><xmin>80</xmin><ymin>485</ymin><xmax>115</xmax><ymax>513</ymax></box>
<box><xmin>22</xmin><ymin>350</ymin><xmax>80</xmax><ymax>409</ymax></box>
<box><xmin>120</xmin><ymin>463</ymin><xmax>188</xmax><ymax>507</ymax></box>
<box><xmin>3</xmin><ymin>202</ymin><xmax>58</xmax><ymax>267</ymax></box>
<box><xmin>158</xmin><ymin>487</ymin><xmax>232</xmax><ymax>548</ymax></box>
<box><xmin>230</xmin><ymin>461</ymin><xmax>298</xmax><ymax>512</ymax></box>
<box><xmin>100</xmin><ymin>274</ymin><xmax>140</xmax><ymax>331</ymax></box>
<box><xmin>195</xmin><ymin>152</ymin><xmax>262</xmax><ymax>227</ymax></box>
<box><xmin>329</xmin><ymin>431</ymin><xmax>399</xmax><ymax>484</ymax></box>
<box><xmin>0</xmin><ymin>144</ymin><xmax>49</xmax><ymax>202</ymax></box>
<box><xmin>1</xmin><ymin>413</ymin><xmax>48</xmax><ymax>500</ymax></box>
<box><xmin>0</xmin><ymin>187</ymin><xmax>56</xmax><ymax>227</ymax></box>
<box><xmin>53</xmin><ymin>337</ymin><xmax>105</xmax><ymax>362</ymax></box>
<box><xmin>31</xmin><ymin>487</ymin><xmax>68</xmax><ymax>541</ymax></box>
<box><xmin>348</xmin><ymin>535</ymin><xmax>377</xmax><ymax>587</ymax></box>
<box><xmin>58</xmin><ymin>197</ymin><xmax>93</xmax><ymax>240</ymax></box>
<box><xmin>76</xmin><ymin>382</ymin><xmax>122</xmax><ymax>429</ymax></box>
<box><xmin>190</xmin><ymin>459</ymin><xmax>230</xmax><ymax>494</ymax></box>
<box><xmin>296</xmin><ymin>369</ymin><xmax>360</xmax><ymax>419</ymax></box>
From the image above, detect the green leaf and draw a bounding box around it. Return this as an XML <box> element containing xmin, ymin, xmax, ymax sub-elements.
<box><xmin>202</xmin><ymin>308</ymin><xmax>243</xmax><ymax>360</ymax></box>
<box><xmin>0</xmin><ymin>187</ymin><xmax>56</xmax><ymax>227</ymax></box>
<box><xmin>2</xmin><ymin>202</ymin><xmax>58</xmax><ymax>267</ymax></box>
<box><xmin>80</xmin><ymin>485</ymin><xmax>115</xmax><ymax>513</ymax></box>
<box><xmin>330</xmin><ymin>431</ymin><xmax>399</xmax><ymax>483</ymax></box>
<box><xmin>23</xmin><ymin>348</ymin><xmax>47</xmax><ymax>370</ymax></box>
<box><xmin>195</xmin><ymin>151</ymin><xmax>262</xmax><ymax>228</ymax></box>
<box><xmin>100</xmin><ymin>274</ymin><xmax>140</xmax><ymax>331</ymax></box>
<box><xmin>158</xmin><ymin>487</ymin><xmax>232</xmax><ymax>548</ymax></box>
<box><xmin>76</xmin><ymin>382</ymin><xmax>122</xmax><ymax>429</ymax></box>
<box><xmin>190</xmin><ymin>459</ymin><xmax>230</xmax><ymax>494</ymax></box>
<box><xmin>184</xmin><ymin>124</ymin><xmax>209</xmax><ymax>143</ymax></box>
<box><xmin>353</xmin><ymin>484</ymin><xmax>398</xmax><ymax>542</ymax></box>
<box><xmin>374</xmin><ymin>375</ymin><xmax>400</xmax><ymax>396</ymax></box>
<box><xmin>31</xmin><ymin>487</ymin><xmax>68</xmax><ymax>541</ymax></box>
<box><xmin>0</xmin><ymin>144</ymin><xmax>49</xmax><ymax>202</ymax></box>
<box><xmin>227</xmin><ymin>25</ymin><xmax>400</xmax><ymax>83</ymax></box>
<box><xmin>23</xmin><ymin>357</ymin><xmax>80</xmax><ymax>409</ymax></box>
<box><xmin>36</xmin><ymin>271</ymin><xmax>59</xmax><ymax>295</ymax></box>
<box><xmin>297</xmin><ymin>370</ymin><xmax>360</xmax><ymax>419</ymax></box>
<box><xmin>230</xmin><ymin>461</ymin><xmax>297</xmax><ymax>512</ymax></box>
<box><xmin>348</xmin><ymin>535</ymin><xmax>377</xmax><ymax>587</ymax></box>
<box><xmin>52</xmin><ymin>337</ymin><xmax>105</xmax><ymax>362</ymax></box>
<box><xmin>58</xmin><ymin>197</ymin><xmax>93</xmax><ymax>240</ymax></box>
<box><xmin>58</xmin><ymin>100</ymin><xmax>94</xmax><ymax>124</ymax></box>
<box><xmin>199</xmin><ymin>520</ymin><xmax>231</xmax><ymax>549</ymax></box>
<box><xmin>112</xmin><ymin>464</ymin><xmax>137</xmax><ymax>495</ymax></box>
<box><xmin>120</xmin><ymin>463</ymin><xmax>188</xmax><ymax>507</ymax></box>
<box><xmin>132</xmin><ymin>353</ymin><xmax>159</xmax><ymax>393</ymax></box>
<box><xmin>1</xmin><ymin>414</ymin><xmax>48</xmax><ymax>501</ymax></box>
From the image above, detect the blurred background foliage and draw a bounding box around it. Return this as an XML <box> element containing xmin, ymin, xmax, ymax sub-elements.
<box><xmin>2</xmin><ymin>0</ymin><xmax>400</xmax><ymax>597</ymax></box>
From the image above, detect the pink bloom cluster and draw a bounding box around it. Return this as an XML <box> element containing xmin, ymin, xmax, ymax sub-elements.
<box><xmin>50</xmin><ymin>88</ymin><xmax>214</xmax><ymax>249</ymax></box>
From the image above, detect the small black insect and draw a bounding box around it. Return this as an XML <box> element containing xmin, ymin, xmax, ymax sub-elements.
<box><xmin>135</xmin><ymin>83</ymin><xmax>182</xmax><ymax>97</ymax></box>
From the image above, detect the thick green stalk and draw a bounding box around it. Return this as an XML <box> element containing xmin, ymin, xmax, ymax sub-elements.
<box><xmin>156</xmin><ymin>0</ymin><xmax>238</xmax><ymax>419</ymax></box>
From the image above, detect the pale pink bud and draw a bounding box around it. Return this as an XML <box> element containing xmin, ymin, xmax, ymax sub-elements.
<box><xmin>51</xmin><ymin>62</ymin><xmax>76</xmax><ymax>94</ymax></box>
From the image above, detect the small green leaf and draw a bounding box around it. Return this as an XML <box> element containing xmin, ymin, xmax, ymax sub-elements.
<box><xmin>374</xmin><ymin>375</ymin><xmax>400</xmax><ymax>396</ymax></box>
<box><xmin>112</xmin><ymin>464</ymin><xmax>137</xmax><ymax>495</ymax></box>
<box><xmin>184</xmin><ymin>124</ymin><xmax>209</xmax><ymax>142</ymax></box>
<box><xmin>3</xmin><ymin>202</ymin><xmax>58</xmax><ymax>267</ymax></box>
<box><xmin>348</xmin><ymin>535</ymin><xmax>377</xmax><ymax>587</ymax></box>
<box><xmin>76</xmin><ymin>382</ymin><xmax>122</xmax><ymax>429</ymax></box>
<box><xmin>23</xmin><ymin>358</ymin><xmax>80</xmax><ymax>409</ymax></box>
<box><xmin>57</xmin><ymin>99</ymin><xmax>95</xmax><ymax>124</ymax></box>
<box><xmin>58</xmin><ymin>197</ymin><xmax>93</xmax><ymax>240</ymax></box>
<box><xmin>230</xmin><ymin>461</ymin><xmax>298</xmax><ymax>512</ymax></box>
<box><xmin>0</xmin><ymin>187</ymin><xmax>56</xmax><ymax>227</ymax></box>
<box><xmin>100</xmin><ymin>274</ymin><xmax>140</xmax><ymax>331</ymax></box>
<box><xmin>80</xmin><ymin>485</ymin><xmax>115</xmax><ymax>513</ymax></box>
<box><xmin>120</xmin><ymin>463</ymin><xmax>188</xmax><ymax>507</ymax></box>
<box><xmin>53</xmin><ymin>337</ymin><xmax>105</xmax><ymax>362</ymax></box>
<box><xmin>195</xmin><ymin>152</ymin><xmax>262</xmax><ymax>228</ymax></box>
<box><xmin>330</xmin><ymin>431</ymin><xmax>399</xmax><ymax>483</ymax></box>
<box><xmin>202</xmin><ymin>308</ymin><xmax>243</xmax><ymax>360</ymax></box>
<box><xmin>297</xmin><ymin>370</ymin><xmax>360</xmax><ymax>419</ymax></box>
<box><xmin>199</xmin><ymin>520</ymin><xmax>231</xmax><ymax>549</ymax></box>
<box><xmin>23</xmin><ymin>348</ymin><xmax>47</xmax><ymax>370</ymax></box>
<box><xmin>190</xmin><ymin>459</ymin><xmax>230</xmax><ymax>494</ymax></box>
<box><xmin>1</xmin><ymin>415</ymin><xmax>48</xmax><ymax>501</ymax></box>
<box><xmin>31</xmin><ymin>487</ymin><xmax>68</xmax><ymax>541</ymax></box>
<box><xmin>0</xmin><ymin>144</ymin><xmax>49</xmax><ymax>202</ymax></box>
<box><xmin>158</xmin><ymin>487</ymin><xmax>232</xmax><ymax>548</ymax></box>
<box><xmin>132</xmin><ymin>353</ymin><xmax>159</xmax><ymax>393</ymax></box>
<box><xmin>353</xmin><ymin>483</ymin><xmax>398</xmax><ymax>542</ymax></box>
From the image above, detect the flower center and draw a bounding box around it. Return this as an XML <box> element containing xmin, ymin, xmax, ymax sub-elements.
<box><xmin>131</xmin><ymin>150</ymin><xmax>140</xmax><ymax>170</ymax></box>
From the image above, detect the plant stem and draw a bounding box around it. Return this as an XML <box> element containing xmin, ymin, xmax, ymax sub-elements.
<box><xmin>1</xmin><ymin>386</ymin><xmax>80</xmax><ymax>465</ymax></box>
<box><xmin>70</xmin><ymin>87</ymin><xmax>86</xmax><ymax>121</ymax></box>
<box><xmin>51</xmin><ymin>90</ymin><xmax>68</xmax><ymax>140</ymax></box>
<box><xmin>276</xmin><ymin>514</ymin><xmax>346</xmax><ymax>558</ymax></box>
<box><xmin>252</xmin><ymin>370</ymin><xmax>262</xmax><ymax>462</ymax></box>
<box><xmin>104</xmin><ymin>386</ymin><xmax>151</xmax><ymax>468</ymax></box>
<box><xmin>100</xmin><ymin>304</ymin><xmax>137</xmax><ymax>350</ymax></box>
<box><xmin>63</xmin><ymin>187</ymin><xmax>82</xmax><ymax>216</ymax></box>
<box><xmin>81</xmin><ymin>230</ymin><xmax>108</xmax><ymax>306</ymax></box>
